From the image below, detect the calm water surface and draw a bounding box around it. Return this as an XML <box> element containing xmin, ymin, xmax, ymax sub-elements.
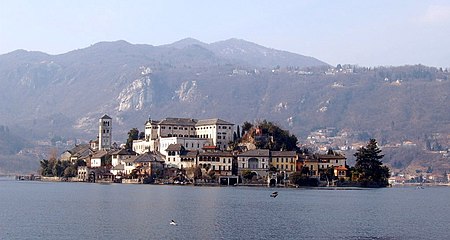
<box><xmin>0</xmin><ymin>178</ymin><xmax>449</xmax><ymax>240</ymax></box>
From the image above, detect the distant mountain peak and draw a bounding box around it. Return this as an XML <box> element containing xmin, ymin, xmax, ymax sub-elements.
<box><xmin>165</xmin><ymin>38</ymin><xmax>207</xmax><ymax>49</ymax></box>
<box><xmin>90</xmin><ymin>40</ymin><xmax>133</xmax><ymax>48</ymax></box>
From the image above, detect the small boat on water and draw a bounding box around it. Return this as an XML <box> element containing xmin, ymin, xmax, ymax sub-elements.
<box><xmin>270</xmin><ymin>191</ymin><xmax>278</xmax><ymax>198</ymax></box>
<box><xmin>170</xmin><ymin>220</ymin><xmax>177</xmax><ymax>226</ymax></box>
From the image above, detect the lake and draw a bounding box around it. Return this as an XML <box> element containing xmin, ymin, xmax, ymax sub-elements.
<box><xmin>0</xmin><ymin>178</ymin><xmax>449</xmax><ymax>240</ymax></box>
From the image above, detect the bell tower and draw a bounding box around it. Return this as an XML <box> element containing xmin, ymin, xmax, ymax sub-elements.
<box><xmin>99</xmin><ymin>115</ymin><xmax>112</xmax><ymax>150</ymax></box>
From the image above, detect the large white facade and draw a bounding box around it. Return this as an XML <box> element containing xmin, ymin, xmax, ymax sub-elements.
<box><xmin>159</xmin><ymin>137</ymin><xmax>212</xmax><ymax>157</ymax></box>
<box><xmin>134</xmin><ymin>117</ymin><xmax>234</xmax><ymax>155</ymax></box>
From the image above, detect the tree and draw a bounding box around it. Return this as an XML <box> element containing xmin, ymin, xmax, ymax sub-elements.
<box><xmin>193</xmin><ymin>166</ymin><xmax>202</xmax><ymax>181</ymax></box>
<box><xmin>289</xmin><ymin>171</ymin><xmax>318</xmax><ymax>187</ymax></box>
<box><xmin>241</xmin><ymin>170</ymin><xmax>256</xmax><ymax>182</ymax></box>
<box><xmin>237</xmin><ymin>125</ymin><xmax>241</xmax><ymax>139</ymax></box>
<box><xmin>139</xmin><ymin>132</ymin><xmax>145</xmax><ymax>140</ymax></box>
<box><xmin>126</xmin><ymin>128</ymin><xmax>139</xmax><ymax>150</ymax></box>
<box><xmin>242</xmin><ymin>121</ymin><xmax>253</xmax><ymax>135</ymax></box>
<box><xmin>39</xmin><ymin>159</ymin><xmax>52</xmax><ymax>176</ymax></box>
<box><xmin>63</xmin><ymin>165</ymin><xmax>77</xmax><ymax>178</ymax></box>
<box><xmin>207</xmin><ymin>170</ymin><xmax>216</xmax><ymax>182</ymax></box>
<box><xmin>52</xmin><ymin>160</ymin><xmax>64</xmax><ymax>177</ymax></box>
<box><xmin>268</xmin><ymin>165</ymin><xmax>278</xmax><ymax>173</ymax></box>
<box><xmin>354</xmin><ymin>139</ymin><xmax>390</xmax><ymax>187</ymax></box>
<box><xmin>253</xmin><ymin>120</ymin><xmax>298</xmax><ymax>151</ymax></box>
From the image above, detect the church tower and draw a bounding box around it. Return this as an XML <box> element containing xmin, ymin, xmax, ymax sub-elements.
<box><xmin>99</xmin><ymin>115</ymin><xmax>112</xmax><ymax>150</ymax></box>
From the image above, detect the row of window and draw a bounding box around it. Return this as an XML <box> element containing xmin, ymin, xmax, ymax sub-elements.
<box><xmin>149</xmin><ymin>125</ymin><xmax>232</xmax><ymax>130</ymax></box>
<box><xmin>201</xmin><ymin>164</ymin><xmax>231</xmax><ymax>171</ymax></box>
<box><xmin>275</xmin><ymin>164</ymin><xmax>295</xmax><ymax>171</ymax></box>
<box><xmin>241</xmin><ymin>163</ymin><xmax>267</xmax><ymax>169</ymax></box>
<box><xmin>166</xmin><ymin>134</ymin><xmax>211</xmax><ymax>138</ymax></box>
<box><xmin>274</xmin><ymin>157</ymin><xmax>294</xmax><ymax>163</ymax></box>
<box><xmin>198</xmin><ymin>157</ymin><xmax>232</xmax><ymax>163</ymax></box>
<box><xmin>239</xmin><ymin>157</ymin><xmax>296</xmax><ymax>163</ymax></box>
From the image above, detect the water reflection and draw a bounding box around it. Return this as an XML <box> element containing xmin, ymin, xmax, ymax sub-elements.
<box><xmin>0</xmin><ymin>182</ymin><xmax>449</xmax><ymax>240</ymax></box>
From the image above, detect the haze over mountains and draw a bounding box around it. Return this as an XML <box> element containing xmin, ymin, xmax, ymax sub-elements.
<box><xmin>0</xmin><ymin>38</ymin><xmax>449</xmax><ymax>174</ymax></box>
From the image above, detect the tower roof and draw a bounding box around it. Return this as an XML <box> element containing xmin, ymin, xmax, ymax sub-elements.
<box><xmin>100</xmin><ymin>114</ymin><xmax>112</xmax><ymax>119</ymax></box>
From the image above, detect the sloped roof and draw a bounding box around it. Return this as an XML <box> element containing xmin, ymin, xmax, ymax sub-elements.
<box><xmin>238</xmin><ymin>149</ymin><xmax>270</xmax><ymax>157</ymax></box>
<box><xmin>199</xmin><ymin>151</ymin><xmax>233</xmax><ymax>157</ymax></box>
<box><xmin>196</xmin><ymin>118</ymin><xmax>233</xmax><ymax>126</ymax></box>
<box><xmin>334</xmin><ymin>165</ymin><xmax>347</xmax><ymax>171</ymax></box>
<box><xmin>166</xmin><ymin>143</ymin><xmax>184</xmax><ymax>151</ymax></box>
<box><xmin>111</xmin><ymin>148</ymin><xmax>136</xmax><ymax>156</ymax></box>
<box><xmin>271</xmin><ymin>151</ymin><xmax>297</xmax><ymax>157</ymax></box>
<box><xmin>100</xmin><ymin>114</ymin><xmax>112</xmax><ymax>119</ymax></box>
<box><xmin>69</xmin><ymin>144</ymin><xmax>90</xmax><ymax>154</ymax></box>
<box><xmin>158</xmin><ymin>118</ymin><xmax>197</xmax><ymax>126</ymax></box>
<box><xmin>112</xmin><ymin>164</ymin><xmax>125</xmax><ymax>170</ymax></box>
<box><xmin>133</xmin><ymin>152</ymin><xmax>165</xmax><ymax>163</ymax></box>
<box><xmin>145</xmin><ymin>119</ymin><xmax>159</xmax><ymax>125</ymax></box>
<box><xmin>316</xmin><ymin>154</ymin><xmax>346</xmax><ymax>160</ymax></box>
<box><xmin>91</xmin><ymin>150</ymin><xmax>109</xmax><ymax>158</ymax></box>
<box><xmin>183</xmin><ymin>151</ymin><xmax>199</xmax><ymax>157</ymax></box>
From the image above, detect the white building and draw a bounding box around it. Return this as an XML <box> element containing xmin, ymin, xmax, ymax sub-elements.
<box><xmin>159</xmin><ymin>137</ymin><xmax>212</xmax><ymax>157</ymax></box>
<box><xmin>237</xmin><ymin>149</ymin><xmax>271</xmax><ymax>176</ymax></box>
<box><xmin>133</xmin><ymin>117</ymin><xmax>234</xmax><ymax>155</ymax></box>
<box><xmin>111</xmin><ymin>149</ymin><xmax>136</xmax><ymax>167</ymax></box>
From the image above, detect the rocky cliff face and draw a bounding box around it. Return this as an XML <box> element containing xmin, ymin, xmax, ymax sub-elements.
<box><xmin>117</xmin><ymin>67</ymin><xmax>154</xmax><ymax>112</ymax></box>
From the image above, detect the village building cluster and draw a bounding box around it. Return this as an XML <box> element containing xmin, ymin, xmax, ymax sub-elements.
<box><xmin>61</xmin><ymin>115</ymin><xmax>348</xmax><ymax>185</ymax></box>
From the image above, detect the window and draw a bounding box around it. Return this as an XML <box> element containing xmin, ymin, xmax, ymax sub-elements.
<box><xmin>169</xmin><ymin>127</ymin><xmax>171</xmax><ymax>129</ymax></box>
<box><xmin>174</xmin><ymin>127</ymin><xmax>178</xmax><ymax>130</ymax></box>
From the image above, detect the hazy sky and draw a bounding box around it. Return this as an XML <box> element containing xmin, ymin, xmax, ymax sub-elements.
<box><xmin>1</xmin><ymin>0</ymin><xmax>450</xmax><ymax>67</ymax></box>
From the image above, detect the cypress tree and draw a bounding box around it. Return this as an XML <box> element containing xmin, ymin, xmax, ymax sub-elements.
<box><xmin>354</xmin><ymin>139</ymin><xmax>390</xmax><ymax>187</ymax></box>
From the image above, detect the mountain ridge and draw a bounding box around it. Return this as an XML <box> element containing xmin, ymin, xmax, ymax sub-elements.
<box><xmin>0</xmin><ymin>39</ymin><xmax>449</xmax><ymax>175</ymax></box>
